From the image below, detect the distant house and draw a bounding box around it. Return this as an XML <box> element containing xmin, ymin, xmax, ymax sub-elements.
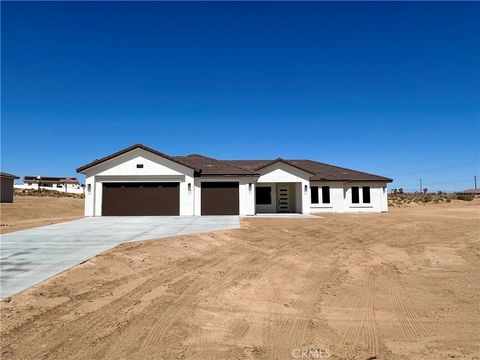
<box><xmin>76</xmin><ymin>144</ymin><xmax>393</xmax><ymax>216</ymax></box>
<box><xmin>0</xmin><ymin>172</ymin><xmax>20</xmax><ymax>203</ymax></box>
<box><xmin>15</xmin><ymin>176</ymin><xmax>84</xmax><ymax>194</ymax></box>
<box><xmin>463</xmin><ymin>189</ymin><xmax>480</xmax><ymax>198</ymax></box>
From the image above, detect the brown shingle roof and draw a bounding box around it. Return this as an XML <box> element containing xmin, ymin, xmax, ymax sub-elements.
<box><xmin>24</xmin><ymin>176</ymin><xmax>79</xmax><ymax>184</ymax></box>
<box><xmin>76</xmin><ymin>144</ymin><xmax>392</xmax><ymax>182</ymax></box>
<box><xmin>173</xmin><ymin>155</ymin><xmax>258</xmax><ymax>176</ymax></box>
<box><xmin>0</xmin><ymin>172</ymin><xmax>19</xmax><ymax>179</ymax></box>
<box><xmin>464</xmin><ymin>188</ymin><xmax>480</xmax><ymax>194</ymax></box>
<box><xmin>226</xmin><ymin>159</ymin><xmax>392</xmax><ymax>182</ymax></box>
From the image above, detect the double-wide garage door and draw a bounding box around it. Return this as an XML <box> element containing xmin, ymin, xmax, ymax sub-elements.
<box><xmin>201</xmin><ymin>182</ymin><xmax>239</xmax><ymax>215</ymax></box>
<box><xmin>102</xmin><ymin>182</ymin><xmax>179</xmax><ymax>216</ymax></box>
<box><xmin>101</xmin><ymin>181</ymin><xmax>239</xmax><ymax>216</ymax></box>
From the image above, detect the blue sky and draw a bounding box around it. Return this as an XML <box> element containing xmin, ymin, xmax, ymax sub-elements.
<box><xmin>2</xmin><ymin>2</ymin><xmax>479</xmax><ymax>191</ymax></box>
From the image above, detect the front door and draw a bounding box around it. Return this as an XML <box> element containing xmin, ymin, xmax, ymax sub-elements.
<box><xmin>277</xmin><ymin>185</ymin><xmax>290</xmax><ymax>212</ymax></box>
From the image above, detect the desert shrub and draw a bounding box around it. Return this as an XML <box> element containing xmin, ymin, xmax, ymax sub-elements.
<box><xmin>388</xmin><ymin>191</ymin><xmax>471</xmax><ymax>206</ymax></box>
<box><xmin>14</xmin><ymin>188</ymin><xmax>84</xmax><ymax>199</ymax></box>
<box><xmin>453</xmin><ymin>194</ymin><xmax>474</xmax><ymax>201</ymax></box>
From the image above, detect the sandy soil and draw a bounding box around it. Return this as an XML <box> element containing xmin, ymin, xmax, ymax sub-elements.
<box><xmin>0</xmin><ymin>196</ymin><xmax>84</xmax><ymax>234</ymax></box>
<box><xmin>1</xmin><ymin>200</ymin><xmax>479</xmax><ymax>360</ymax></box>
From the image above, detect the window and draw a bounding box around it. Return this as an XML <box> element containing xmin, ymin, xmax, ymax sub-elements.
<box><xmin>362</xmin><ymin>186</ymin><xmax>371</xmax><ymax>203</ymax></box>
<box><xmin>310</xmin><ymin>186</ymin><xmax>319</xmax><ymax>204</ymax></box>
<box><xmin>322</xmin><ymin>186</ymin><xmax>330</xmax><ymax>204</ymax></box>
<box><xmin>256</xmin><ymin>187</ymin><xmax>272</xmax><ymax>205</ymax></box>
<box><xmin>136</xmin><ymin>164</ymin><xmax>144</xmax><ymax>168</ymax></box>
<box><xmin>351</xmin><ymin>186</ymin><xmax>360</xmax><ymax>204</ymax></box>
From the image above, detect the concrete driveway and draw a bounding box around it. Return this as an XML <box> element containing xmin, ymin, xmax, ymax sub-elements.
<box><xmin>0</xmin><ymin>216</ymin><xmax>240</xmax><ymax>298</ymax></box>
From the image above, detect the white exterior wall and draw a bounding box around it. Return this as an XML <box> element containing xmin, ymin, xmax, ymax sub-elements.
<box><xmin>193</xmin><ymin>176</ymin><xmax>256</xmax><ymax>216</ymax></box>
<box><xmin>309</xmin><ymin>181</ymin><xmax>346</xmax><ymax>213</ymax></box>
<box><xmin>82</xmin><ymin>148</ymin><xmax>195</xmax><ymax>216</ymax></box>
<box><xmin>381</xmin><ymin>185</ymin><xmax>388</xmax><ymax>212</ymax></box>
<box><xmin>80</xmin><ymin>149</ymin><xmax>389</xmax><ymax>216</ymax></box>
<box><xmin>343</xmin><ymin>182</ymin><xmax>388</xmax><ymax>213</ymax></box>
<box><xmin>309</xmin><ymin>181</ymin><xmax>388</xmax><ymax>213</ymax></box>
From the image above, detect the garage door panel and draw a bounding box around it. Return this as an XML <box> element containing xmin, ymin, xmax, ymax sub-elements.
<box><xmin>102</xmin><ymin>182</ymin><xmax>179</xmax><ymax>216</ymax></box>
<box><xmin>201</xmin><ymin>182</ymin><xmax>239</xmax><ymax>215</ymax></box>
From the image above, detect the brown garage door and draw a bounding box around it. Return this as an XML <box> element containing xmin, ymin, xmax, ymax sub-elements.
<box><xmin>201</xmin><ymin>182</ymin><xmax>239</xmax><ymax>215</ymax></box>
<box><xmin>102</xmin><ymin>182</ymin><xmax>179</xmax><ymax>216</ymax></box>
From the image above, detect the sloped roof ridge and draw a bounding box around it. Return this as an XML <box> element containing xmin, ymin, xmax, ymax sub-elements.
<box><xmin>253</xmin><ymin>158</ymin><xmax>315</xmax><ymax>175</ymax></box>
<box><xmin>77</xmin><ymin>144</ymin><xmax>200</xmax><ymax>173</ymax></box>
<box><xmin>295</xmin><ymin>159</ymin><xmax>392</xmax><ymax>180</ymax></box>
<box><xmin>186</xmin><ymin>153</ymin><xmax>259</xmax><ymax>174</ymax></box>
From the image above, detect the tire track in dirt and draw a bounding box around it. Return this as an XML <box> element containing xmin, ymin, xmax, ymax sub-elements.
<box><xmin>185</xmin><ymin>237</ymin><xmax>300</xmax><ymax>359</ymax></box>
<box><xmin>14</xmin><ymin>238</ymin><xmax>247</xmax><ymax>360</ymax></box>
<box><xmin>264</xmin><ymin>247</ymin><xmax>341</xmax><ymax>360</ymax></box>
<box><xmin>267</xmin><ymin>266</ymin><xmax>315</xmax><ymax>359</ymax></box>
<box><xmin>341</xmin><ymin>269</ymin><xmax>379</xmax><ymax>355</ymax></box>
<box><xmin>122</xmin><ymin>234</ymin><xmax>299</xmax><ymax>359</ymax></box>
<box><xmin>389</xmin><ymin>268</ymin><xmax>429</xmax><ymax>342</ymax></box>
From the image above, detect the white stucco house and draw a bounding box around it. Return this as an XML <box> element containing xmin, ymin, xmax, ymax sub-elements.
<box><xmin>15</xmin><ymin>176</ymin><xmax>84</xmax><ymax>194</ymax></box>
<box><xmin>76</xmin><ymin>144</ymin><xmax>392</xmax><ymax>216</ymax></box>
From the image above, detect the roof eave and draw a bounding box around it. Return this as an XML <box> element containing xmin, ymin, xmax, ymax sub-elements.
<box><xmin>199</xmin><ymin>173</ymin><xmax>260</xmax><ymax>177</ymax></box>
<box><xmin>76</xmin><ymin>144</ymin><xmax>200</xmax><ymax>173</ymax></box>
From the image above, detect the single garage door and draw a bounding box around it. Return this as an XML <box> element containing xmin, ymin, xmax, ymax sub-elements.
<box><xmin>102</xmin><ymin>182</ymin><xmax>179</xmax><ymax>216</ymax></box>
<box><xmin>201</xmin><ymin>182</ymin><xmax>239</xmax><ymax>215</ymax></box>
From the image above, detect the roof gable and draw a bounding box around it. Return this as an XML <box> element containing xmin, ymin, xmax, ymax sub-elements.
<box><xmin>257</xmin><ymin>160</ymin><xmax>312</xmax><ymax>183</ymax></box>
<box><xmin>76</xmin><ymin>144</ymin><xmax>199</xmax><ymax>173</ymax></box>
<box><xmin>76</xmin><ymin>144</ymin><xmax>392</xmax><ymax>182</ymax></box>
<box><xmin>254</xmin><ymin>158</ymin><xmax>314</xmax><ymax>175</ymax></box>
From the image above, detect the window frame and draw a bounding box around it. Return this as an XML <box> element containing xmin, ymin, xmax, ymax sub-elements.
<box><xmin>351</xmin><ymin>186</ymin><xmax>360</xmax><ymax>204</ymax></box>
<box><xmin>362</xmin><ymin>186</ymin><xmax>371</xmax><ymax>204</ymax></box>
<box><xmin>321</xmin><ymin>186</ymin><xmax>330</xmax><ymax>204</ymax></box>
<box><xmin>256</xmin><ymin>186</ymin><xmax>272</xmax><ymax>205</ymax></box>
<box><xmin>310</xmin><ymin>186</ymin><xmax>319</xmax><ymax>204</ymax></box>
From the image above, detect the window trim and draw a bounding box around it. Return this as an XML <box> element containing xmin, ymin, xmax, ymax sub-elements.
<box><xmin>362</xmin><ymin>186</ymin><xmax>371</xmax><ymax>204</ymax></box>
<box><xmin>256</xmin><ymin>186</ymin><xmax>272</xmax><ymax>205</ymax></box>
<box><xmin>349</xmin><ymin>185</ymin><xmax>374</xmax><ymax>207</ymax></box>
<box><xmin>351</xmin><ymin>186</ymin><xmax>360</xmax><ymax>204</ymax></box>
<box><xmin>310</xmin><ymin>186</ymin><xmax>319</xmax><ymax>204</ymax></box>
<box><xmin>321</xmin><ymin>186</ymin><xmax>330</xmax><ymax>204</ymax></box>
<box><xmin>310</xmin><ymin>184</ymin><xmax>333</xmax><ymax>208</ymax></box>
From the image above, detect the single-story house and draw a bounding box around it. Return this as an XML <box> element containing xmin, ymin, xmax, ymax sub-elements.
<box><xmin>22</xmin><ymin>176</ymin><xmax>80</xmax><ymax>190</ymax></box>
<box><xmin>76</xmin><ymin>144</ymin><xmax>393</xmax><ymax>216</ymax></box>
<box><xmin>15</xmin><ymin>176</ymin><xmax>84</xmax><ymax>194</ymax></box>
<box><xmin>462</xmin><ymin>188</ymin><xmax>480</xmax><ymax>198</ymax></box>
<box><xmin>0</xmin><ymin>172</ymin><xmax>20</xmax><ymax>203</ymax></box>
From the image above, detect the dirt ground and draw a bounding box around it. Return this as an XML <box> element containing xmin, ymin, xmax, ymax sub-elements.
<box><xmin>0</xmin><ymin>196</ymin><xmax>84</xmax><ymax>234</ymax></box>
<box><xmin>1</xmin><ymin>201</ymin><xmax>479</xmax><ymax>360</ymax></box>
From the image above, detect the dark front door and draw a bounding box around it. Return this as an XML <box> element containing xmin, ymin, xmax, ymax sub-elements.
<box><xmin>102</xmin><ymin>182</ymin><xmax>179</xmax><ymax>216</ymax></box>
<box><xmin>201</xmin><ymin>182</ymin><xmax>239</xmax><ymax>215</ymax></box>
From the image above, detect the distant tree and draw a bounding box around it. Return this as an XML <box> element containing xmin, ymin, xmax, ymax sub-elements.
<box><xmin>423</xmin><ymin>188</ymin><xmax>428</xmax><ymax>194</ymax></box>
<box><xmin>398</xmin><ymin>188</ymin><xmax>404</xmax><ymax>194</ymax></box>
<box><xmin>392</xmin><ymin>188</ymin><xmax>398</xmax><ymax>194</ymax></box>
<box><xmin>437</xmin><ymin>191</ymin><xmax>443</xmax><ymax>195</ymax></box>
